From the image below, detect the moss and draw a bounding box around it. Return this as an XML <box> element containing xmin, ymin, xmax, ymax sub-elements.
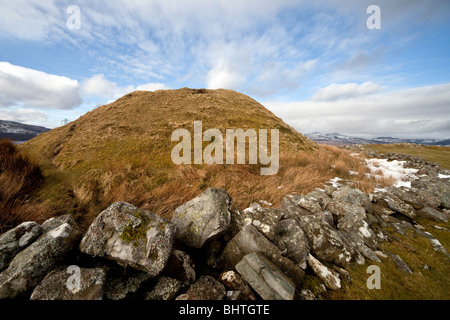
<box><xmin>120</xmin><ymin>211</ymin><xmax>151</xmax><ymax>247</ymax></box>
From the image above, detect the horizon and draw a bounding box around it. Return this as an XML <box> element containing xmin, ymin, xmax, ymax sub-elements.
<box><xmin>0</xmin><ymin>1</ymin><xmax>449</xmax><ymax>139</ymax></box>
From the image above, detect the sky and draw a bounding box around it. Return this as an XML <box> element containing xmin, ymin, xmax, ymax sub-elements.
<box><xmin>0</xmin><ymin>0</ymin><xmax>449</xmax><ymax>139</ymax></box>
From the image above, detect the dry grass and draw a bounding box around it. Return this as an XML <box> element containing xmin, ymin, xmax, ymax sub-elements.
<box><xmin>72</xmin><ymin>144</ymin><xmax>392</xmax><ymax>224</ymax></box>
<box><xmin>0</xmin><ymin>139</ymin><xmax>51</xmax><ymax>232</ymax></box>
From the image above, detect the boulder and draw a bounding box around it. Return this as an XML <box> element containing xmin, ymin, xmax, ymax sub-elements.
<box><xmin>441</xmin><ymin>191</ymin><xmax>450</xmax><ymax>209</ymax></box>
<box><xmin>416</xmin><ymin>206</ymin><xmax>448</xmax><ymax>223</ymax></box>
<box><xmin>388</xmin><ymin>253</ymin><xmax>413</xmax><ymax>274</ymax></box>
<box><xmin>297</xmin><ymin>215</ymin><xmax>357</xmax><ymax>267</ymax></box>
<box><xmin>0</xmin><ymin>215</ymin><xmax>81</xmax><ymax>299</ymax></box>
<box><xmin>220</xmin><ymin>224</ymin><xmax>305</xmax><ymax>286</ymax></box>
<box><xmin>176</xmin><ymin>275</ymin><xmax>226</xmax><ymax>300</ymax></box>
<box><xmin>307</xmin><ymin>254</ymin><xmax>341</xmax><ymax>291</ymax></box>
<box><xmin>279</xmin><ymin>197</ymin><xmax>313</xmax><ymax>220</ymax></box>
<box><xmin>171</xmin><ymin>188</ymin><xmax>232</xmax><ymax>248</ymax></box>
<box><xmin>235</xmin><ymin>252</ymin><xmax>296</xmax><ymax>300</ymax></box>
<box><xmin>306</xmin><ymin>190</ymin><xmax>332</xmax><ymax>209</ymax></box>
<box><xmin>275</xmin><ymin>218</ymin><xmax>309</xmax><ymax>269</ymax></box>
<box><xmin>79</xmin><ymin>201</ymin><xmax>176</xmax><ymax>276</ymax></box>
<box><xmin>30</xmin><ymin>266</ymin><xmax>105</xmax><ymax>300</ymax></box>
<box><xmin>0</xmin><ymin>221</ymin><xmax>42</xmax><ymax>271</ymax></box>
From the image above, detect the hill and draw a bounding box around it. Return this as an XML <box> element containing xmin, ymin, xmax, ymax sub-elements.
<box><xmin>0</xmin><ymin>120</ymin><xmax>50</xmax><ymax>141</ymax></box>
<box><xmin>19</xmin><ymin>88</ymin><xmax>381</xmax><ymax>228</ymax></box>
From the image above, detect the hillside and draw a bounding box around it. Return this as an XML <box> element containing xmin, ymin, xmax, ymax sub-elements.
<box><xmin>0</xmin><ymin>120</ymin><xmax>50</xmax><ymax>141</ymax></box>
<box><xmin>18</xmin><ymin>88</ymin><xmax>379</xmax><ymax>228</ymax></box>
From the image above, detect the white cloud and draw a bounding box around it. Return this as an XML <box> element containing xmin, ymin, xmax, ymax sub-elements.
<box><xmin>0</xmin><ymin>61</ymin><xmax>82</xmax><ymax>110</ymax></box>
<box><xmin>0</xmin><ymin>107</ymin><xmax>48</xmax><ymax>124</ymax></box>
<box><xmin>265</xmin><ymin>83</ymin><xmax>450</xmax><ymax>139</ymax></box>
<box><xmin>312</xmin><ymin>81</ymin><xmax>381</xmax><ymax>101</ymax></box>
<box><xmin>81</xmin><ymin>73</ymin><xmax>169</xmax><ymax>103</ymax></box>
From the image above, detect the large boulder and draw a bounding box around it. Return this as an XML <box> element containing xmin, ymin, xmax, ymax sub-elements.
<box><xmin>0</xmin><ymin>215</ymin><xmax>81</xmax><ymax>299</ymax></box>
<box><xmin>0</xmin><ymin>221</ymin><xmax>42</xmax><ymax>271</ymax></box>
<box><xmin>235</xmin><ymin>252</ymin><xmax>296</xmax><ymax>300</ymax></box>
<box><xmin>79</xmin><ymin>201</ymin><xmax>176</xmax><ymax>276</ymax></box>
<box><xmin>30</xmin><ymin>266</ymin><xmax>106</xmax><ymax>300</ymax></box>
<box><xmin>171</xmin><ymin>188</ymin><xmax>232</xmax><ymax>248</ymax></box>
<box><xmin>326</xmin><ymin>201</ymin><xmax>367</xmax><ymax>221</ymax></box>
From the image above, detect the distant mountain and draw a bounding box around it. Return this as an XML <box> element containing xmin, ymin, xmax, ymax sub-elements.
<box><xmin>305</xmin><ymin>132</ymin><xmax>450</xmax><ymax>146</ymax></box>
<box><xmin>0</xmin><ymin>120</ymin><xmax>50</xmax><ymax>141</ymax></box>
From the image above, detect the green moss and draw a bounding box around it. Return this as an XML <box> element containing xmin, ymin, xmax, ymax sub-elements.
<box><xmin>120</xmin><ymin>211</ymin><xmax>152</xmax><ymax>246</ymax></box>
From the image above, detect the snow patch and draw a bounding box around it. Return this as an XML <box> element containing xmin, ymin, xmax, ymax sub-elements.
<box><xmin>438</xmin><ymin>173</ymin><xmax>450</xmax><ymax>179</ymax></box>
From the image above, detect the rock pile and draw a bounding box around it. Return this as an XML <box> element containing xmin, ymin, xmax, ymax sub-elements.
<box><xmin>0</xmin><ymin>154</ymin><xmax>449</xmax><ymax>300</ymax></box>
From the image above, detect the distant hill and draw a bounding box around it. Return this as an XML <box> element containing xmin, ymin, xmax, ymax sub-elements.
<box><xmin>0</xmin><ymin>120</ymin><xmax>50</xmax><ymax>141</ymax></box>
<box><xmin>305</xmin><ymin>132</ymin><xmax>450</xmax><ymax>146</ymax></box>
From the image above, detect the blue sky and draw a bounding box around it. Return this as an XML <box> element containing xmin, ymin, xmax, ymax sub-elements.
<box><xmin>0</xmin><ymin>0</ymin><xmax>449</xmax><ymax>138</ymax></box>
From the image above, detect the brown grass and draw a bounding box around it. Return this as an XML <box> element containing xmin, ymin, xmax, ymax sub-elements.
<box><xmin>75</xmin><ymin>145</ymin><xmax>393</xmax><ymax>224</ymax></box>
<box><xmin>0</xmin><ymin>139</ymin><xmax>50</xmax><ymax>232</ymax></box>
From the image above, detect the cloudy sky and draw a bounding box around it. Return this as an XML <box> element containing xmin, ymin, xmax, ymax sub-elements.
<box><xmin>0</xmin><ymin>0</ymin><xmax>449</xmax><ymax>138</ymax></box>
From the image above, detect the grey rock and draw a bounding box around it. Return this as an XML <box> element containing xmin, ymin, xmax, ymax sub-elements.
<box><xmin>176</xmin><ymin>275</ymin><xmax>226</xmax><ymax>300</ymax></box>
<box><xmin>172</xmin><ymin>188</ymin><xmax>232</xmax><ymax>248</ymax></box>
<box><xmin>297</xmin><ymin>215</ymin><xmax>357</xmax><ymax>267</ymax></box>
<box><xmin>220</xmin><ymin>224</ymin><xmax>305</xmax><ymax>286</ymax></box>
<box><xmin>0</xmin><ymin>221</ymin><xmax>42</xmax><ymax>270</ymax></box>
<box><xmin>441</xmin><ymin>191</ymin><xmax>450</xmax><ymax>209</ymax></box>
<box><xmin>104</xmin><ymin>268</ymin><xmax>152</xmax><ymax>300</ymax></box>
<box><xmin>307</xmin><ymin>254</ymin><xmax>341</xmax><ymax>291</ymax></box>
<box><xmin>337</xmin><ymin>212</ymin><xmax>378</xmax><ymax>250</ymax></box>
<box><xmin>416</xmin><ymin>189</ymin><xmax>441</xmax><ymax>209</ymax></box>
<box><xmin>291</xmin><ymin>195</ymin><xmax>322</xmax><ymax>214</ymax></box>
<box><xmin>30</xmin><ymin>266</ymin><xmax>105</xmax><ymax>300</ymax></box>
<box><xmin>416</xmin><ymin>206</ymin><xmax>448</xmax><ymax>223</ymax></box>
<box><xmin>0</xmin><ymin>215</ymin><xmax>81</xmax><ymax>299</ymax></box>
<box><xmin>145</xmin><ymin>277</ymin><xmax>182</xmax><ymax>300</ymax></box>
<box><xmin>306</xmin><ymin>190</ymin><xmax>332</xmax><ymax>209</ymax></box>
<box><xmin>332</xmin><ymin>186</ymin><xmax>373</xmax><ymax>214</ymax></box>
<box><xmin>79</xmin><ymin>201</ymin><xmax>176</xmax><ymax>276</ymax></box>
<box><xmin>225</xmin><ymin>290</ymin><xmax>242</xmax><ymax>300</ymax></box>
<box><xmin>275</xmin><ymin>218</ymin><xmax>309</xmax><ymax>269</ymax></box>
<box><xmin>279</xmin><ymin>197</ymin><xmax>313</xmax><ymax>220</ymax></box>
<box><xmin>326</xmin><ymin>201</ymin><xmax>367</xmax><ymax>221</ymax></box>
<box><xmin>389</xmin><ymin>253</ymin><xmax>413</xmax><ymax>274</ymax></box>
<box><xmin>241</xmin><ymin>204</ymin><xmax>281</xmax><ymax>241</ymax></box>
<box><xmin>374</xmin><ymin>192</ymin><xmax>416</xmax><ymax>219</ymax></box>
<box><xmin>236</xmin><ymin>252</ymin><xmax>296</xmax><ymax>300</ymax></box>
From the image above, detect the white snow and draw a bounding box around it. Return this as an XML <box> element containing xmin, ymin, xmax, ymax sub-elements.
<box><xmin>365</xmin><ymin>158</ymin><xmax>419</xmax><ymax>189</ymax></box>
<box><xmin>328</xmin><ymin>177</ymin><xmax>343</xmax><ymax>188</ymax></box>
<box><xmin>438</xmin><ymin>173</ymin><xmax>450</xmax><ymax>179</ymax></box>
